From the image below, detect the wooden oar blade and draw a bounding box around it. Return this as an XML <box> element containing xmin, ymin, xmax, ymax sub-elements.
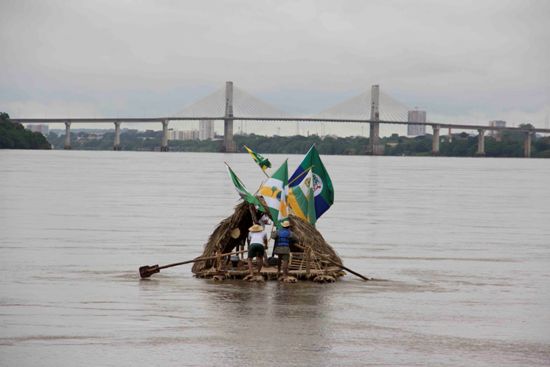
<box><xmin>139</xmin><ymin>264</ymin><xmax>160</xmax><ymax>278</ymax></box>
<box><xmin>138</xmin><ymin>250</ymin><xmax>247</xmax><ymax>279</ymax></box>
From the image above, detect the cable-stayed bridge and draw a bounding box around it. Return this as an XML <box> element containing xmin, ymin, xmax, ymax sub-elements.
<box><xmin>176</xmin><ymin>84</ymin><xmax>288</xmax><ymax>119</ymax></box>
<box><xmin>12</xmin><ymin>81</ymin><xmax>549</xmax><ymax>157</ymax></box>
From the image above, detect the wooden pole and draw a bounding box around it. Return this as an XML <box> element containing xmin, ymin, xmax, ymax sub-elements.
<box><xmin>139</xmin><ymin>249</ymin><xmax>248</xmax><ymax>278</ymax></box>
<box><xmin>293</xmin><ymin>243</ymin><xmax>369</xmax><ymax>281</ymax></box>
<box><xmin>305</xmin><ymin>247</ymin><xmax>311</xmax><ymax>277</ymax></box>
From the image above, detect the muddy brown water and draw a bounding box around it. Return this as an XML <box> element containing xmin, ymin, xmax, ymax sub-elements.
<box><xmin>1</xmin><ymin>150</ymin><xmax>549</xmax><ymax>366</ymax></box>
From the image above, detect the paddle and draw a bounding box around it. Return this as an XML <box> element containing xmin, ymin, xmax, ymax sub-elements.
<box><xmin>293</xmin><ymin>243</ymin><xmax>370</xmax><ymax>281</ymax></box>
<box><xmin>139</xmin><ymin>249</ymin><xmax>247</xmax><ymax>278</ymax></box>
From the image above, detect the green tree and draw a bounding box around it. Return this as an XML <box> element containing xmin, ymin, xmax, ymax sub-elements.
<box><xmin>0</xmin><ymin>112</ymin><xmax>51</xmax><ymax>149</ymax></box>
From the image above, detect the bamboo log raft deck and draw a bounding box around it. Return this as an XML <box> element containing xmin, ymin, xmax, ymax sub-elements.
<box><xmin>195</xmin><ymin>254</ymin><xmax>346</xmax><ymax>283</ymax></box>
<box><xmin>191</xmin><ymin>202</ymin><xmax>346</xmax><ymax>283</ymax></box>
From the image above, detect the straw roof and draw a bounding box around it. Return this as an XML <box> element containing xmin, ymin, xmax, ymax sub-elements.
<box><xmin>191</xmin><ymin>201</ymin><xmax>342</xmax><ymax>274</ymax></box>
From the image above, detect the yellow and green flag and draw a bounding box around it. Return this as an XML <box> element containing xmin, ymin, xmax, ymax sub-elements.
<box><xmin>258</xmin><ymin>160</ymin><xmax>288</xmax><ymax>227</ymax></box>
<box><xmin>244</xmin><ymin>145</ymin><xmax>271</xmax><ymax>172</ymax></box>
<box><xmin>289</xmin><ymin>145</ymin><xmax>334</xmax><ymax>222</ymax></box>
<box><xmin>288</xmin><ymin>169</ymin><xmax>316</xmax><ymax>224</ymax></box>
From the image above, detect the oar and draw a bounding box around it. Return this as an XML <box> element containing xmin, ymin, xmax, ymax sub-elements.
<box><xmin>139</xmin><ymin>249</ymin><xmax>247</xmax><ymax>279</ymax></box>
<box><xmin>293</xmin><ymin>243</ymin><xmax>370</xmax><ymax>281</ymax></box>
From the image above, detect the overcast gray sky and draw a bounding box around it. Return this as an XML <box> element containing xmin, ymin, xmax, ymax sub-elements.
<box><xmin>1</xmin><ymin>0</ymin><xmax>549</xmax><ymax>132</ymax></box>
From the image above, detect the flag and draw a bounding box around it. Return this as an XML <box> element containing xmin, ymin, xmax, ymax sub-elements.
<box><xmin>258</xmin><ymin>160</ymin><xmax>288</xmax><ymax>227</ymax></box>
<box><xmin>288</xmin><ymin>168</ymin><xmax>316</xmax><ymax>224</ymax></box>
<box><xmin>225</xmin><ymin>163</ymin><xmax>262</xmax><ymax>208</ymax></box>
<box><xmin>243</xmin><ymin>145</ymin><xmax>271</xmax><ymax>172</ymax></box>
<box><xmin>289</xmin><ymin>145</ymin><xmax>334</xmax><ymax>221</ymax></box>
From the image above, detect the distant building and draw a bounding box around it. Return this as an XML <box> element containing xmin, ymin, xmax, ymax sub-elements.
<box><xmin>489</xmin><ymin>120</ymin><xmax>506</xmax><ymax>140</ymax></box>
<box><xmin>489</xmin><ymin>120</ymin><xmax>506</xmax><ymax>128</ymax></box>
<box><xmin>199</xmin><ymin>120</ymin><xmax>215</xmax><ymax>140</ymax></box>
<box><xmin>168</xmin><ymin>129</ymin><xmax>199</xmax><ymax>141</ymax></box>
<box><xmin>26</xmin><ymin>124</ymin><xmax>49</xmax><ymax>136</ymax></box>
<box><xmin>182</xmin><ymin>130</ymin><xmax>199</xmax><ymax>140</ymax></box>
<box><xmin>167</xmin><ymin>129</ymin><xmax>176</xmax><ymax>140</ymax></box>
<box><xmin>489</xmin><ymin>120</ymin><xmax>506</xmax><ymax>135</ymax></box>
<box><xmin>407</xmin><ymin>110</ymin><xmax>427</xmax><ymax>136</ymax></box>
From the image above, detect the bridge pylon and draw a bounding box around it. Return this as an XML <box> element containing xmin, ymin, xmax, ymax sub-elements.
<box><xmin>64</xmin><ymin>121</ymin><xmax>72</xmax><ymax>150</ymax></box>
<box><xmin>113</xmin><ymin>121</ymin><xmax>122</xmax><ymax>151</ymax></box>
<box><xmin>161</xmin><ymin>120</ymin><xmax>169</xmax><ymax>152</ymax></box>
<box><xmin>223</xmin><ymin>81</ymin><xmax>237</xmax><ymax>153</ymax></box>
<box><xmin>367</xmin><ymin>85</ymin><xmax>383</xmax><ymax>155</ymax></box>
<box><xmin>432</xmin><ymin>125</ymin><xmax>440</xmax><ymax>155</ymax></box>
<box><xmin>476</xmin><ymin>128</ymin><xmax>486</xmax><ymax>156</ymax></box>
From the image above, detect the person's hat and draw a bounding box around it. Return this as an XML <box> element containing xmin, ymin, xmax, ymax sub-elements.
<box><xmin>249</xmin><ymin>224</ymin><xmax>263</xmax><ymax>232</ymax></box>
<box><xmin>281</xmin><ymin>220</ymin><xmax>290</xmax><ymax>228</ymax></box>
<box><xmin>230</xmin><ymin>228</ymin><xmax>241</xmax><ymax>239</ymax></box>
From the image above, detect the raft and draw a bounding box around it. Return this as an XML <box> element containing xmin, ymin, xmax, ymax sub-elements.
<box><xmin>191</xmin><ymin>202</ymin><xmax>345</xmax><ymax>283</ymax></box>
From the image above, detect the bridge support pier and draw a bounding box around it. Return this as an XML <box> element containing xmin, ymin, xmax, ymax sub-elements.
<box><xmin>448</xmin><ymin>128</ymin><xmax>452</xmax><ymax>143</ymax></box>
<box><xmin>161</xmin><ymin>120</ymin><xmax>169</xmax><ymax>152</ymax></box>
<box><xmin>367</xmin><ymin>84</ymin><xmax>383</xmax><ymax>155</ymax></box>
<box><xmin>476</xmin><ymin>128</ymin><xmax>485</xmax><ymax>156</ymax></box>
<box><xmin>113</xmin><ymin>121</ymin><xmax>121</xmax><ymax>151</ymax></box>
<box><xmin>223</xmin><ymin>81</ymin><xmax>236</xmax><ymax>153</ymax></box>
<box><xmin>524</xmin><ymin>132</ymin><xmax>532</xmax><ymax>158</ymax></box>
<box><xmin>64</xmin><ymin>121</ymin><xmax>72</xmax><ymax>150</ymax></box>
<box><xmin>432</xmin><ymin>125</ymin><xmax>440</xmax><ymax>155</ymax></box>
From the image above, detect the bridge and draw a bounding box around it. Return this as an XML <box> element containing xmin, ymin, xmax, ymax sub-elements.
<box><xmin>12</xmin><ymin>82</ymin><xmax>549</xmax><ymax>157</ymax></box>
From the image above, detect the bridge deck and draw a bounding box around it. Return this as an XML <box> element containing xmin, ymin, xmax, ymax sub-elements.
<box><xmin>12</xmin><ymin>116</ymin><xmax>550</xmax><ymax>133</ymax></box>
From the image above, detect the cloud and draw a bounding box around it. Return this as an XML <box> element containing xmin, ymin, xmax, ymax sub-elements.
<box><xmin>2</xmin><ymin>100</ymin><xmax>101</xmax><ymax>119</ymax></box>
<box><xmin>1</xmin><ymin>0</ymin><xmax>549</xmax><ymax>132</ymax></box>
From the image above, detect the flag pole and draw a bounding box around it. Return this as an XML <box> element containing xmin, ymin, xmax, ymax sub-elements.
<box><xmin>243</xmin><ymin>145</ymin><xmax>270</xmax><ymax>178</ymax></box>
<box><xmin>288</xmin><ymin>165</ymin><xmax>314</xmax><ymax>186</ymax></box>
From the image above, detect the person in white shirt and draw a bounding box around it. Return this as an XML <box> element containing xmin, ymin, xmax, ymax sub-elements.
<box><xmin>247</xmin><ymin>224</ymin><xmax>268</xmax><ymax>277</ymax></box>
<box><xmin>258</xmin><ymin>213</ymin><xmax>272</xmax><ymax>263</ymax></box>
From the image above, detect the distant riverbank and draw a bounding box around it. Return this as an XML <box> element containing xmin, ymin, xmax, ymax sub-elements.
<box><xmin>0</xmin><ymin>113</ymin><xmax>51</xmax><ymax>150</ymax></box>
<box><xmin>44</xmin><ymin>128</ymin><xmax>550</xmax><ymax>158</ymax></box>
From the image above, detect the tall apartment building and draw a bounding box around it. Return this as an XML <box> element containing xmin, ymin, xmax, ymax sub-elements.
<box><xmin>26</xmin><ymin>124</ymin><xmax>49</xmax><ymax>136</ymax></box>
<box><xmin>167</xmin><ymin>129</ymin><xmax>177</xmax><ymax>140</ymax></box>
<box><xmin>182</xmin><ymin>130</ymin><xmax>199</xmax><ymax>140</ymax></box>
<box><xmin>488</xmin><ymin>120</ymin><xmax>506</xmax><ymax>139</ymax></box>
<box><xmin>407</xmin><ymin>110</ymin><xmax>427</xmax><ymax>136</ymax></box>
<box><xmin>199</xmin><ymin>120</ymin><xmax>215</xmax><ymax>140</ymax></box>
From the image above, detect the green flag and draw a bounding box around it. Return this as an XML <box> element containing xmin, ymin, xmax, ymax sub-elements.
<box><xmin>288</xmin><ymin>169</ymin><xmax>316</xmax><ymax>225</ymax></box>
<box><xmin>243</xmin><ymin>145</ymin><xmax>271</xmax><ymax>172</ymax></box>
<box><xmin>258</xmin><ymin>160</ymin><xmax>289</xmax><ymax>228</ymax></box>
<box><xmin>225</xmin><ymin>163</ymin><xmax>262</xmax><ymax>208</ymax></box>
<box><xmin>289</xmin><ymin>145</ymin><xmax>334</xmax><ymax>221</ymax></box>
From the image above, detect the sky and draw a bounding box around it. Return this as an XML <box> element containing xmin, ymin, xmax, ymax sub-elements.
<box><xmin>1</xmin><ymin>0</ymin><xmax>549</xmax><ymax>135</ymax></box>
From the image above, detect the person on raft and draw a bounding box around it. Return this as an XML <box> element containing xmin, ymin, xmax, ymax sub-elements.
<box><xmin>259</xmin><ymin>213</ymin><xmax>271</xmax><ymax>229</ymax></box>
<box><xmin>272</xmin><ymin>220</ymin><xmax>298</xmax><ymax>279</ymax></box>
<box><xmin>258</xmin><ymin>213</ymin><xmax>272</xmax><ymax>263</ymax></box>
<box><xmin>247</xmin><ymin>224</ymin><xmax>268</xmax><ymax>277</ymax></box>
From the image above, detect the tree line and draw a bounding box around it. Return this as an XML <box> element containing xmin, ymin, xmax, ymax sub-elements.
<box><xmin>0</xmin><ymin>113</ymin><xmax>51</xmax><ymax>149</ymax></box>
<box><xmin>46</xmin><ymin>128</ymin><xmax>550</xmax><ymax>158</ymax></box>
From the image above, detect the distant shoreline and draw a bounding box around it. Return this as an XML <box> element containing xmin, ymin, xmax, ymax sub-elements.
<box><xmin>42</xmin><ymin>130</ymin><xmax>550</xmax><ymax>158</ymax></box>
<box><xmin>0</xmin><ymin>113</ymin><xmax>51</xmax><ymax>150</ymax></box>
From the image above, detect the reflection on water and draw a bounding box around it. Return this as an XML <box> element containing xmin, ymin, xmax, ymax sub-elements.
<box><xmin>205</xmin><ymin>282</ymin><xmax>334</xmax><ymax>365</ymax></box>
<box><xmin>1</xmin><ymin>150</ymin><xmax>550</xmax><ymax>366</ymax></box>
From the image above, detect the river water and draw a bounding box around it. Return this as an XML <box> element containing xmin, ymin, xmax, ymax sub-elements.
<box><xmin>0</xmin><ymin>150</ymin><xmax>549</xmax><ymax>366</ymax></box>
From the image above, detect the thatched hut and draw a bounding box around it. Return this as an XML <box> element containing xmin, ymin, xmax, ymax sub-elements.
<box><xmin>191</xmin><ymin>201</ymin><xmax>345</xmax><ymax>282</ymax></box>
